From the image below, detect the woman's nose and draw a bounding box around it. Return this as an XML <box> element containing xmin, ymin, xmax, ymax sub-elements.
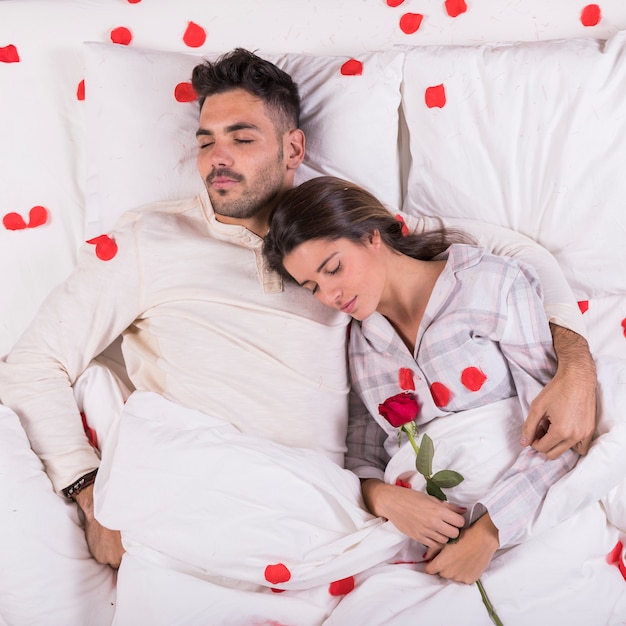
<box><xmin>316</xmin><ymin>283</ymin><xmax>342</xmax><ymax>309</ymax></box>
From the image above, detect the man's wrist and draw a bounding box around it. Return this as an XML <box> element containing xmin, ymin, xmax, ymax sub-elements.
<box><xmin>61</xmin><ymin>469</ymin><xmax>98</xmax><ymax>501</ymax></box>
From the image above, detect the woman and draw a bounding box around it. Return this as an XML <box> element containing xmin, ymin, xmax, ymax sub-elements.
<box><xmin>263</xmin><ymin>176</ymin><xmax>578</xmax><ymax>584</ymax></box>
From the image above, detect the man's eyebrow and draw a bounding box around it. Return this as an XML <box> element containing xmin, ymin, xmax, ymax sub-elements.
<box><xmin>195</xmin><ymin>123</ymin><xmax>262</xmax><ymax>137</ymax></box>
<box><xmin>296</xmin><ymin>252</ymin><xmax>339</xmax><ymax>286</ymax></box>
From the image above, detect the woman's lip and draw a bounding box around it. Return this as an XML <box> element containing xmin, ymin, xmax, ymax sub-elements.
<box><xmin>341</xmin><ymin>296</ymin><xmax>357</xmax><ymax>314</ymax></box>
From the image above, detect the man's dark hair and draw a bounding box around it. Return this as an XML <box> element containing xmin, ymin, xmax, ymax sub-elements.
<box><xmin>191</xmin><ymin>48</ymin><xmax>301</xmax><ymax>134</ymax></box>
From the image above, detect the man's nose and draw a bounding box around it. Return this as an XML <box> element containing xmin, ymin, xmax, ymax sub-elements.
<box><xmin>210</xmin><ymin>141</ymin><xmax>234</xmax><ymax>167</ymax></box>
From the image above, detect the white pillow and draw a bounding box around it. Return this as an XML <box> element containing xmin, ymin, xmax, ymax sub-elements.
<box><xmin>401</xmin><ymin>32</ymin><xmax>626</xmax><ymax>298</ymax></box>
<box><xmin>84</xmin><ymin>43</ymin><xmax>404</xmax><ymax>236</ymax></box>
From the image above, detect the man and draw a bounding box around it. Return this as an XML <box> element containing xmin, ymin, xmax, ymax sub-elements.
<box><xmin>0</xmin><ymin>48</ymin><xmax>596</xmax><ymax>571</ymax></box>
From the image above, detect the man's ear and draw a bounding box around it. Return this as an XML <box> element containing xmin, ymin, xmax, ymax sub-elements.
<box><xmin>285</xmin><ymin>129</ymin><xmax>305</xmax><ymax>170</ymax></box>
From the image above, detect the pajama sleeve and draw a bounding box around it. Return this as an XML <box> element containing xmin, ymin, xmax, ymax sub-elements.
<box><xmin>473</xmin><ymin>262</ymin><xmax>579</xmax><ymax>547</ymax></box>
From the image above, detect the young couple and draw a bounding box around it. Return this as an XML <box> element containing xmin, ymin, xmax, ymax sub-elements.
<box><xmin>0</xmin><ymin>48</ymin><xmax>596</xmax><ymax>585</ymax></box>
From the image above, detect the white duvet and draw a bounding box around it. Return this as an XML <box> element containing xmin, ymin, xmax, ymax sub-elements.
<box><xmin>92</xmin><ymin>357</ymin><xmax>626</xmax><ymax>625</ymax></box>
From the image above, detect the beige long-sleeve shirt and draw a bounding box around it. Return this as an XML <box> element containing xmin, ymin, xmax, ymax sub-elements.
<box><xmin>0</xmin><ymin>191</ymin><xmax>586</xmax><ymax>491</ymax></box>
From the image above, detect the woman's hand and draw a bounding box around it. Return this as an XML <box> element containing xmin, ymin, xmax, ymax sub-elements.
<box><xmin>361</xmin><ymin>478</ymin><xmax>466</xmax><ymax>549</ymax></box>
<box><xmin>425</xmin><ymin>513</ymin><xmax>499</xmax><ymax>584</ymax></box>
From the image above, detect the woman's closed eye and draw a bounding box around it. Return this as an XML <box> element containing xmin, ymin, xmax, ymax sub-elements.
<box><xmin>326</xmin><ymin>261</ymin><xmax>341</xmax><ymax>276</ymax></box>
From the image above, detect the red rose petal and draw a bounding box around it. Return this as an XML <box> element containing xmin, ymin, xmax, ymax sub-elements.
<box><xmin>607</xmin><ymin>541</ymin><xmax>623</xmax><ymax>565</ymax></box>
<box><xmin>400</xmin><ymin>13</ymin><xmax>423</xmax><ymax>34</ymax></box>
<box><xmin>3</xmin><ymin>212</ymin><xmax>27</xmax><ymax>230</ymax></box>
<box><xmin>111</xmin><ymin>27</ymin><xmax>133</xmax><ymax>46</ymax></box>
<box><xmin>577</xmin><ymin>300</ymin><xmax>589</xmax><ymax>314</ymax></box>
<box><xmin>340</xmin><ymin>59</ymin><xmax>363</xmax><ymax>76</ymax></box>
<box><xmin>394</xmin><ymin>214</ymin><xmax>409</xmax><ymax>236</ymax></box>
<box><xmin>174</xmin><ymin>82</ymin><xmax>197</xmax><ymax>103</ymax></box>
<box><xmin>621</xmin><ymin>319</ymin><xmax>626</xmax><ymax>338</ymax></box>
<box><xmin>80</xmin><ymin>412</ymin><xmax>99</xmax><ymax>449</ymax></box>
<box><xmin>425</xmin><ymin>84</ymin><xmax>446</xmax><ymax>108</ymax></box>
<box><xmin>399</xmin><ymin>367</ymin><xmax>416</xmax><ymax>391</ymax></box>
<box><xmin>264</xmin><ymin>563</ymin><xmax>291</xmax><ymax>585</ymax></box>
<box><xmin>445</xmin><ymin>0</ymin><xmax>468</xmax><ymax>18</ymax></box>
<box><xmin>395</xmin><ymin>478</ymin><xmax>411</xmax><ymax>488</ymax></box>
<box><xmin>461</xmin><ymin>367</ymin><xmax>486</xmax><ymax>392</ymax></box>
<box><xmin>77</xmin><ymin>79</ymin><xmax>85</xmax><ymax>101</ymax></box>
<box><xmin>127</xmin><ymin>0</ymin><xmax>142</xmax><ymax>3</ymax></box>
<box><xmin>581</xmin><ymin>4</ymin><xmax>601</xmax><ymax>27</ymax></box>
<box><xmin>430</xmin><ymin>382</ymin><xmax>451</xmax><ymax>407</ymax></box>
<box><xmin>386</xmin><ymin>0</ymin><xmax>405</xmax><ymax>6</ymax></box>
<box><xmin>0</xmin><ymin>44</ymin><xmax>20</xmax><ymax>63</ymax></box>
<box><xmin>329</xmin><ymin>576</ymin><xmax>355</xmax><ymax>596</ymax></box>
<box><xmin>183</xmin><ymin>21</ymin><xmax>206</xmax><ymax>48</ymax></box>
<box><xmin>86</xmin><ymin>234</ymin><xmax>118</xmax><ymax>261</ymax></box>
<box><xmin>27</xmin><ymin>206</ymin><xmax>48</xmax><ymax>228</ymax></box>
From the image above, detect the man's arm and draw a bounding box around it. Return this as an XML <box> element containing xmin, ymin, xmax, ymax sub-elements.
<box><xmin>74</xmin><ymin>485</ymin><xmax>125</xmax><ymax>568</ymax></box>
<box><xmin>521</xmin><ymin>324</ymin><xmax>597</xmax><ymax>458</ymax></box>
<box><xmin>405</xmin><ymin>213</ymin><xmax>597</xmax><ymax>456</ymax></box>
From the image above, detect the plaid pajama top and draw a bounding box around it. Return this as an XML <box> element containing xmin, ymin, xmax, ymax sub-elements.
<box><xmin>346</xmin><ymin>244</ymin><xmax>579</xmax><ymax>547</ymax></box>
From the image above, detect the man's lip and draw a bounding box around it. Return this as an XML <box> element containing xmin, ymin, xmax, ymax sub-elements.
<box><xmin>341</xmin><ymin>296</ymin><xmax>357</xmax><ymax>314</ymax></box>
<box><xmin>210</xmin><ymin>176</ymin><xmax>239</xmax><ymax>189</ymax></box>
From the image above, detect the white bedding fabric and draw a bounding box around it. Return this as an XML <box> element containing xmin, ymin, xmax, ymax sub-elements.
<box><xmin>3</xmin><ymin>1</ymin><xmax>626</xmax><ymax>623</ymax></box>
<box><xmin>84</xmin><ymin>357</ymin><xmax>626</xmax><ymax>625</ymax></box>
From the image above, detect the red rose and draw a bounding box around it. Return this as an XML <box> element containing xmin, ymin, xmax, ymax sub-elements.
<box><xmin>378</xmin><ymin>392</ymin><xmax>420</xmax><ymax>428</ymax></box>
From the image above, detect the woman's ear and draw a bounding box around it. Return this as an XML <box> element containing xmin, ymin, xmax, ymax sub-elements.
<box><xmin>285</xmin><ymin>129</ymin><xmax>306</xmax><ymax>170</ymax></box>
<box><xmin>364</xmin><ymin>229</ymin><xmax>382</xmax><ymax>249</ymax></box>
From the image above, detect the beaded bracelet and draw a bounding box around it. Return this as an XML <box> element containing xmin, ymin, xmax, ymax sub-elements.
<box><xmin>62</xmin><ymin>468</ymin><xmax>99</xmax><ymax>500</ymax></box>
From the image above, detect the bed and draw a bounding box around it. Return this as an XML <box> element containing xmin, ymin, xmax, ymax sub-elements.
<box><xmin>2</xmin><ymin>0</ymin><xmax>626</xmax><ymax>624</ymax></box>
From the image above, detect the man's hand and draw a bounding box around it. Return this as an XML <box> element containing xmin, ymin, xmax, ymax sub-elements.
<box><xmin>361</xmin><ymin>478</ymin><xmax>466</xmax><ymax>549</ymax></box>
<box><xmin>74</xmin><ymin>484</ymin><xmax>125</xmax><ymax>569</ymax></box>
<box><xmin>425</xmin><ymin>514</ymin><xmax>499</xmax><ymax>584</ymax></box>
<box><xmin>521</xmin><ymin>325</ymin><xmax>597</xmax><ymax>459</ymax></box>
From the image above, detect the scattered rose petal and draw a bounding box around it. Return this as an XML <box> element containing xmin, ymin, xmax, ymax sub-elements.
<box><xmin>340</xmin><ymin>59</ymin><xmax>363</xmax><ymax>76</ymax></box>
<box><xmin>461</xmin><ymin>367</ymin><xmax>487</xmax><ymax>392</ymax></box>
<box><xmin>329</xmin><ymin>576</ymin><xmax>355</xmax><ymax>596</ymax></box>
<box><xmin>399</xmin><ymin>367</ymin><xmax>416</xmax><ymax>391</ymax></box>
<box><xmin>430</xmin><ymin>382</ymin><xmax>451</xmax><ymax>407</ymax></box>
<box><xmin>264</xmin><ymin>563</ymin><xmax>291</xmax><ymax>585</ymax></box>
<box><xmin>3</xmin><ymin>212</ymin><xmax>27</xmax><ymax>230</ymax></box>
<box><xmin>80</xmin><ymin>412</ymin><xmax>99</xmax><ymax>449</ymax></box>
<box><xmin>0</xmin><ymin>44</ymin><xmax>20</xmax><ymax>63</ymax></box>
<box><xmin>111</xmin><ymin>27</ymin><xmax>133</xmax><ymax>45</ymax></box>
<box><xmin>581</xmin><ymin>4</ymin><xmax>601</xmax><ymax>27</ymax></box>
<box><xmin>445</xmin><ymin>0</ymin><xmax>468</xmax><ymax>18</ymax></box>
<box><xmin>27</xmin><ymin>206</ymin><xmax>48</xmax><ymax>228</ymax></box>
<box><xmin>174</xmin><ymin>81</ymin><xmax>197</xmax><ymax>103</ymax></box>
<box><xmin>400</xmin><ymin>13</ymin><xmax>423</xmax><ymax>34</ymax></box>
<box><xmin>270</xmin><ymin>588</ymin><xmax>285</xmax><ymax>594</ymax></box>
<box><xmin>386</xmin><ymin>0</ymin><xmax>405</xmax><ymax>6</ymax></box>
<box><xmin>127</xmin><ymin>0</ymin><xmax>142</xmax><ymax>3</ymax></box>
<box><xmin>395</xmin><ymin>478</ymin><xmax>411</xmax><ymax>488</ymax></box>
<box><xmin>425</xmin><ymin>84</ymin><xmax>446</xmax><ymax>108</ymax></box>
<box><xmin>607</xmin><ymin>541</ymin><xmax>623</xmax><ymax>565</ymax></box>
<box><xmin>183</xmin><ymin>21</ymin><xmax>206</xmax><ymax>47</ymax></box>
<box><xmin>3</xmin><ymin>206</ymin><xmax>48</xmax><ymax>230</ymax></box>
<box><xmin>577</xmin><ymin>300</ymin><xmax>589</xmax><ymax>314</ymax></box>
<box><xmin>77</xmin><ymin>79</ymin><xmax>86</xmax><ymax>101</ymax></box>
<box><xmin>622</xmin><ymin>319</ymin><xmax>626</xmax><ymax>338</ymax></box>
<box><xmin>86</xmin><ymin>234</ymin><xmax>118</xmax><ymax>261</ymax></box>
<box><xmin>395</xmin><ymin>214</ymin><xmax>409</xmax><ymax>236</ymax></box>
